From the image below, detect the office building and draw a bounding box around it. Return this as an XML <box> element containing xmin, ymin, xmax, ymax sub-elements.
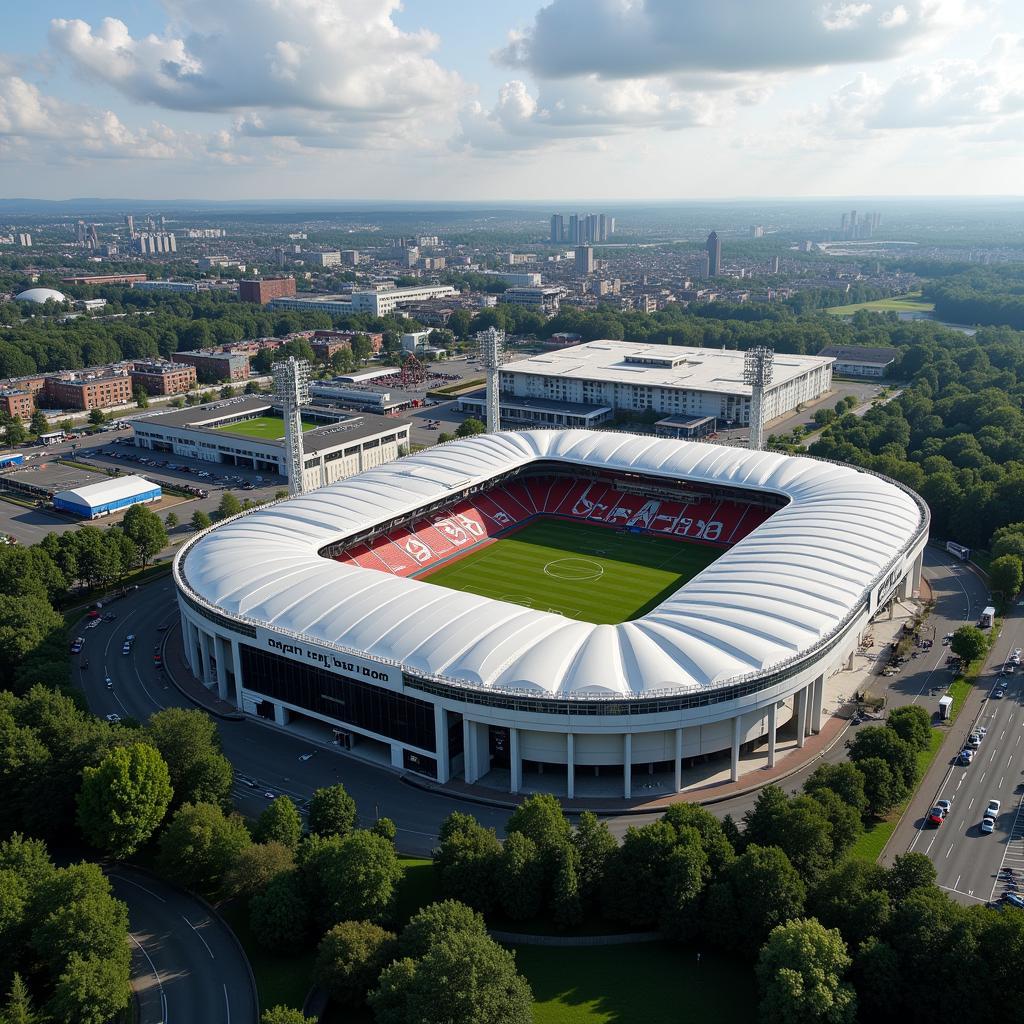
<box><xmin>124</xmin><ymin>214</ymin><xmax>136</xmax><ymax>237</ymax></box>
<box><xmin>43</xmin><ymin>373</ymin><xmax>133</xmax><ymax>411</ymax></box>
<box><xmin>268</xmin><ymin>284</ymin><xmax>456</xmax><ymax>318</ymax></box>
<box><xmin>341</xmin><ymin>250</ymin><xmax>360</xmax><ymax>267</ymax></box>
<box><xmin>171</xmin><ymin>351</ymin><xmax>250</xmax><ymax>383</ymax></box>
<box><xmin>308</xmin><ymin>251</ymin><xmax>342</xmax><ymax>268</ymax></box>
<box><xmin>129</xmin><ymin>361</ymin><xmax>198</xmax><ymax>396</ymax></box>
<box><xmin>706</xmin><ymin>231</ymin><xmax>721</xmax><ymax>276</ymax></box>
<box><xmin>478</xmin><ymin>270</ymin><xmax>542</xmax><ymax>288</ymax></box>
<box><xmin>751</xmin><ymin>225</ymin><xmax>765</xmax><ymax>238</ymax></box>
<box><xmin>769</xmin><ymin>255</ymin><xmax>781</xmax><ymax>274</ymax></box>
<box><xmin>498</xmin><ymin>286</ymin><xmax>564</xmax><ymax>314</ymax></box>
<box><xmin>496</xmin><ymin>340</ymin><xmax>833</xmax><ymax>427</ymax></box>
<box><xmin>239</xmin><ymin>278</ymin><xmax>297</xmax><ymax>306</ymax></box>
<box><xmin>575</xmin><ymin>245</ymin><xmax>594</xmax><ymax>275</ymax></box>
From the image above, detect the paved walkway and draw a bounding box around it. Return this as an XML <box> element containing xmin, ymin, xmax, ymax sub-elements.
<box><xmin>162</xmin><ymin>621</ymin><xmax>243</xmax><ymax>719</ymax></box>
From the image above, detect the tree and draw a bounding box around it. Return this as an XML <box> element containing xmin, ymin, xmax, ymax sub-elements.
<box><xmin>854</xmin><ymin>756</ymin><xmax>902</xmax><ymax>817</ymax></box>
<box><xmin>455</xmin><ymin>417</ymin><xmax>486</xmax><ymax>438</ymax></box>
<box><xmin>433</xmin><ymin>812</ymin><xmax>501</xmax><ymax>913</ymax></box>
<box><xmin>847</xmin><ymin>727</ymin><xmax>917</xmax><ymax>792</ymax></box>
<box><xmin>307</xmin><ymin>783</ymin><xmax>357</xmax><ymax>838</ymax></box>
<box><xmin>146</xmin><ymin>707</ymin><xmax>233</xmax><ymax>809</ymax></box>
<box><xmin>121</xmin><ymin>503</ymin><xmax>168</xmax><ymax>567</ymax></box>
<box><xmin>134</xmin><ymin>387</ymin><xmax>149</xmax><ymax>408</ymax></box>
<box><xmin>369</xmin><ymin>931</ymin><xmax>533</xmax><ymax>1024</ymax></box>
<box><xmin>662</xmin><ymin>802</ymin><xmax>736</xmax><ymax>876</ymax></box>
<box><xmin>87</xmin><ymin>409</ymin><xmax>106</xmax><ymax>427</ymax></box>
<box><xmin>505</xmin><ymin>792</ymin><xmax>572</xmax><ymax>857</ymax></box>
<box><xmin>4</xmin><ymin>418</ymin><xmax>27</xmax><ymax>446</ymax></box>
<box><xmin>218</xmin><ymin>492</ymin><xmax>242</xmax><ymax>519</ymax></box>
<box><xmin>989</xmin><ymin>554</ymin><xmax>1023</xmax><ymax>606</ymax></box>
<box><xmin>706</xmin><ymin>845</ymin><xmax>806</xmax><ymax>955</ymax></box>
<box><xmin>886</xmin><ymin>705</ymin><xmax>933</xmax><ymax>752</ymax></box>
<box><xmin>0</xmin><ymin>594</ymin><xmax>63</xmax><ymax>672</ymax></box>
<box><xmin>399</xmin><ymin>900</ymin><xmax>488</xmax><ymax>959</ymax></box>
<box><xmin>48</xmin><ymin>951</ymin><xmax>132</xmax><ymax>1024</ymax></box>
<box><xmin>260</xmin><ymin>1007</ymin><xmax>315</xmax><ymax>1024</ymax></box>
<box><xmin>756</xmin><ymin>918</ymin><xmax>856</xmax><ymax>1024</ymax></box>
<box><xmin>743</xmin><ymin>788</ymin><xmax>836</xmax><ymax>883</ymax></box>
<box><xmin>156</xmin><ymin>802</ymin><xmax>252</xmax><ymax>898</ymax></box>
<box><xmin>496</xmin><ymin>831</ymin><xmax>543</xmax><ymax>921</ymax></box>
<box><xmin>886</xmin><ymin>852</ymin><xmax>937</xmax><ymax>904</ymax></box>
<box><xmin>225</xmin><ymin>841</ymin><xmax>296</xmax><ymax>898</ymax></box>
<box><xmin>249</xmin><ymin>870</ymin><xmax>310</xmax><ymax>948</ymax></box>
<box><xmin>0</xmin><ymin>973</ymin><xmax>38</xmax><ymax>1024</ymax></box>
<box><xmin>372</xmin><ymin>817</ymin><xmax>397</xmax><ymax>844</ymax></box>
<box><xmin>804</xmin><ymin>762</ymin><xmax>868</xmax><ymax>817</ymax></box>
<box><xmin>165</xmin><ymin>512</ymin><xmax>179</xmax><ymax>530</ymax></box>
<box><xmin>809</xmin><ymin>860</ymin><xmax>891</xmax><ymax>949</ymax></box>
<box><xmin>190</xmin><ymin>509</ymin><xmax>212</xmax><ymax>531</ymax></box>
<box><xmin>76</xmin><ymin>743</ymin><xmax>173</xmax><ymax>857</ymax></box>
<box><xmin>314</xmin><ymin>920</ymin><xmax>397</xmax><ymax>1006</ymax></box>
<box><xmin>29</xmin><ymin>410</ymin><xmax>48</xmax><ymax>437</ymax></box>
<box><xmin>601</xmin><ymin>821</ymin><xmax>680</xmax><ymax>928</ymax></box>
<box><xmin>254</xmin><ymin>797</ymin><xmax>303</xmax><ymax>851</ymax></box>
<box><xmin>571</xmin><ymin>811</ymin><xmax>617</xmax><ymax>911</ymax></box>
<box><xmin>951</xmin><ymin>625</ymin><xmax>988</xmax><ymax>665</ymax></box>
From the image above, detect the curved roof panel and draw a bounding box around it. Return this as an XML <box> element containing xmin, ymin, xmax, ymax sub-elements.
<box><xmin>177</xmin><ymin>430</ymin><xmax>925</xmax><ymax>699</ymax></box>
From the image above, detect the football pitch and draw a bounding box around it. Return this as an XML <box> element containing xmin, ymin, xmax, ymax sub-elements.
<box><xmin>214</xmin><ymin>416</ymin><xmax>317</xmax><ymax>440</ymax></box>
<box><xmin>421</xmin><ymin>518</ymin><xmax>722</xmax><ymax>624</ymax></box>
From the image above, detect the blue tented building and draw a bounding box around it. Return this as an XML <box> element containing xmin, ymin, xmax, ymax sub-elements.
<box><xmin>53</xmin><ymin>475</ymin><xmax>161</xmax><ymax>519</ymax></box>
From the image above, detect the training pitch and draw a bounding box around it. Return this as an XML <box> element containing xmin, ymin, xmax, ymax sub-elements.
<box><xmin>214</xmin><ymin>416</ymin><xmax>317</xmax><ymax>440</ymax></box>
<box><xmin>421</xmin><ymin>518</ymin><xmax>722</xmax><ymax>624</ymax></box>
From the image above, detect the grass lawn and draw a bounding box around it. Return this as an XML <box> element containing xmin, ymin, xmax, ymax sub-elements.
<box><xmin>421</xmin><ymin>518</ymin><xmax>722</xmax><ymax>624</ymax></box>
<box><xmin>516</xmin><ymin>943</ymin><xmax>756</xmax><ymax>1024</ymax></box>
<box><xmin>214</xmin><ymin>415</ymin><xmax>318</xmax><ymax>440</ymax></box>
<box><xmin>826</xmin><ymin>292</ymin><xmax>935</xmax><ymax>315</ymax></box>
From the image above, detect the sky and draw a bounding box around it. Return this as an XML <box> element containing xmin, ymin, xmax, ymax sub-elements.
<box><xmin>0</xmin><ymin>0</ymin><xmax>1022</xmax><ymax>201</ymax></box>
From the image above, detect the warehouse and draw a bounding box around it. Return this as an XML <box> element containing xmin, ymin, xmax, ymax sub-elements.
<box><xmin>497</xmin><ymin>341</ymin><xmax>834</xmax><ymax>427</ymax></box>
<box><xmin>53</xmin><ymin>475</ymin><xmax>161</xmax><ymax>519</ymax></box>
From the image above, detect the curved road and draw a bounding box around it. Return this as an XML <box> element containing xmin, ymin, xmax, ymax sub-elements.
<box><xmin>75</xmin><ymin>547</ymin><xmax>985</xmax><ymax>852</ymax></box>
<box><xmin>107</xmin><ymin>865</ymin><xmax>258</xmax><ymax>1024</ymax></box>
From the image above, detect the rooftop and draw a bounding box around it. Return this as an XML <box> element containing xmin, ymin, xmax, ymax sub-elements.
<box><xmin>818</xmin><ymin>345</ymin><xmax>899</xmax><ymax>365</ymax></box>
<box><xmin>501</xmin><ymin>341</ymin><xmax>832</xmax><ymax>395</ymax></box>
<box><xmin>53</xmin><ymin>474</ymin><xmax>159</xmax><ymax>508</ymax></box>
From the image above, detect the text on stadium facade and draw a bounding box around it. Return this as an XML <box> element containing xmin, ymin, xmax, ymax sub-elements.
<box><xmin>255</xmin><ymin>627</ymin><xmax>401</xmax><ymax>691</ymax></box>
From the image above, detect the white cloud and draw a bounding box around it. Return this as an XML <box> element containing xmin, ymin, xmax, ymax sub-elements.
<box><xmin>498</xmin><ymin>0</ymin><xmax>980</xmax><ymax>79</ymax></box>
<box><xmin>49</xmin><ymin>0</ymin><xmax>465</xmax><ymax>142</ymax></box>
<box><xmin>817</xmin><ymin>36</ymin><xmax>1024</xmax><ymax>134</ymax></box>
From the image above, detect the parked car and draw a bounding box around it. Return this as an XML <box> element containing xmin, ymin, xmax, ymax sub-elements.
<box><xmin>967</xmin><ymin>733</ymin><xmax>982</xmax><ymax>749</ymax></box>
<box><xmin>105</xmin><ymin>713</ymin><xmax>121</xmax><ymax>723</ymax></box>
<box><xmin>957</xmin><ymin>748</ymin><xmax>974</xmax><ymax>765</ymax></box>
<box><xmin>994</xmin><ymin>686</ymin><xmax>1006</xmax><ymax>699</ymax></box>
<box><xmin>1005</xmin><ymin>892</ymin><xmax>1024</xmax><ymax>908</ymax></box>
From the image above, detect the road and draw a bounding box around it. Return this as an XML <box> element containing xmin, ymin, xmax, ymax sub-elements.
<box><xmin>890</xmin><ymin>600</ymin><xmax>1024</xmax><ymax>907</ymax></box>
<box><xmin>73</xmin><ymin>547</ymin><xmax>982</xmax><ymax>854</ymax></box>
<box><xmin>108</xmin><ymin>864</ymin><xmax>258</xmax><ymax>1024</ymax></box>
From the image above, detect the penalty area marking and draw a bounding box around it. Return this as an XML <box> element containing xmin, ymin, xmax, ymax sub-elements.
<box><xmin>543</xmin><ymin>557</ymin><xmax>605</xmax><ymax>582</ymax></box>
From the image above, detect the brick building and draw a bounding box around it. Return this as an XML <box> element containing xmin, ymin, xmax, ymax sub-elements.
<box><xmin>130</xmin><ymin>361</ymin><xmax>198</xmax><ymax>396</ymax></box>
<box><xmin>171</xmin><ymin>351</ymin><xmax>251</xmax><ymax>383</ymax></box>
<box><xmin>0</xmin><ymin>390</ymin><xmax>34</xmax><ymax>419</ymax></box>
<box><xmin>239</xmin><ymin>278</ymin><xmax>297</xmax><ymax>305</ymax></box>
<box><xmin>311</xmin><ymin>330</ymin><xmax>383</xmax><ymax>356</ymax></box>
<box><xmin>43</xmin><ymin>373</ymin><xmax>133</xmax><ymax>411</ymax></box>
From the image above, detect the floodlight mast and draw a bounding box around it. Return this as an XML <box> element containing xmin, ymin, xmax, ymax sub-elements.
<box><xmin>272</xmin><ymin>356</ymin><xmax>311</xmax><ymax>495</ymax></box>
<box><xmin>478</xmin><ymin>327</ymin><xmax>505</xmax><ymax>433</ymax></box>
<box><xmin>742</xmin><ymin>346</ymin><xmax>774</xmax><ymax>451</ymax></box>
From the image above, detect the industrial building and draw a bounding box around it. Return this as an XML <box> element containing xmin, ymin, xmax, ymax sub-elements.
<box><xmin>132</xmin><ymin>397</ymin><xmax>411</xmax><ymax>492</ymax></box>
<box><xmin>53</xmin><ymin>475</ymin><xmax>161</xmax><ymax>519</ymax></box>
<box><xmin>817</xmin><ymin>345</ymin><xmax>898</xmax><ymax>378</ymax></box>
<box><xmin>268</xmin><ymin>284</ymin><xmax>457</xmax><ymax>318</ymax></box>
<box><xmin>239</xmin><ymin>278</ymin><xmax>297</xmax><ymax>305</ymax></box>
<box><xmin>495</xmin><ymin>341</ymin><xmax>834</xmax><ymax>427</ymax></box>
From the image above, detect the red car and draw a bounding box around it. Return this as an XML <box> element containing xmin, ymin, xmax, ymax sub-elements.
<box><xmin>927</xmin><ymin>806</ymin><xmax>945</xmax><ymax>827</ymax></box>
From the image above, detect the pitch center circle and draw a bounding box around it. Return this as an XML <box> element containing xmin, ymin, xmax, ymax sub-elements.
<box><xmin>543</xmin><ymin>557</ymin><xmax>604</xmax><ymax>581</ymax></box>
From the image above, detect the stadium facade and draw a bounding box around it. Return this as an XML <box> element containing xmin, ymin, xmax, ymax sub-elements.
<box><xmin>173</xmin><ymin>430</ymin><xmax>928</xmax><ymax>798</ymax></box>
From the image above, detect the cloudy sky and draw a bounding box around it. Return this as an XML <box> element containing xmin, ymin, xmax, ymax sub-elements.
<box><xmin>1</xmin><ymin>0</ymin><xmax>1021</xmax><ymax>200</ymax></box>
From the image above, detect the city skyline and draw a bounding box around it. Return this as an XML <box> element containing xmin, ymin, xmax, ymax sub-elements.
<box><xmin>0</xmin><ymin>1</ymin><xmax>1022</xmax><ymax>200</ymax></box>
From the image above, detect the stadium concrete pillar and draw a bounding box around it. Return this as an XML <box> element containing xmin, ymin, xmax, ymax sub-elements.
<box><xmin>213</xmin><ymin>635</ymin><xmax>229</xmax><ymax>701</ymax></box>
<box><xmin>566</xmin><ymin>734</ymin><xmax>575</xmax><ymax>801</ymax></box>
<box><xmin>510</xmin><ymin>728</ymin><xmax>521</xmax><ymax>794</ymax></box>
<box><xmin>674</xmin><ymin>728</ymin><xmax>683</xmax><ymax>792</ymax></box>
<box><xmin>811</xmin><ymin>675</ymin><xmax>824</xmax><ymax>734</ymax></box>
<box><xmin>433</xmin><ymin>705</ymin><xmax>449</xmax><ymax>785</ymax></box>
<box><xmin>463</xmin><ymin>719</ymin><xmax>477</xmax><ymax>784</ymax></box>
<box><xmin>183</xmin><ymin>618</ymin><xmax>199</xmax><ymax>678</ymax></box>
<box><xmin>230</xmin><ymin>640</ymin><xmax>244</xmax><ymax>710</ymax></box>
<box><xmin>730</xmin><ymin>715</ymin><xmax>742</xmax><ymax>782</ymax></box>
<box><xmin>623</xmin><ymin>733</ymin><xmax>632</xmax><ymax>799</ymax></box>
<box><xmin>796</xmin><ymin>685</ymin><xmax>808</xmax><ymax>749</ymax></box>
<box><xmin>767</xmin><ymin>702</ymin><xmax>778</xmax><ymax>768</ymax></box>
<box><xmin>273</xmin><ymin>703</ymin><xmax>290</xmax><ymax>726</ymax></box>
<box><xmin>198</xmin><ymin>630</ymin><xmax>212</xmax><ymax>687</ymax></box>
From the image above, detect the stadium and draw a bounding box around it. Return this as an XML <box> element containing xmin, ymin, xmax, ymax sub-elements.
<box><xmin>173</xmin><ymin>430</ymin><xmax>929</xmax><ymax>799</ymax></box>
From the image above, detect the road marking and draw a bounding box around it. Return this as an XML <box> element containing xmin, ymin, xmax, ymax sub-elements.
<box><xmin>955</xmin><ymin>874</ymin><xmax>961</xmax><ymax>888</ymax></box>
<box><xmin>946</xmin><ymin>842</ymin><xmax>954</xmax><ymax>858</ymax></box>
<box><xmin>1000</xmin><ymin>777</ymin><xmax>1005</xmax><ymax>788</ymax></box>
<box><xmin>224</xmin><ymin>983</ymin><xmax>231</xmax><ymax>1024</ymax></box>
<box><xmin>937</xmin><ymin>883</ymin><xmax>987</xmax><ymax>903</ymax></box>
<box><xmin>109</xmin><ymin>874</ymin><xmax>167</xmax><ymax>903</ymax></box>
<box><xmin>182</xmin><ymin>914</ymin><xmax>215</xmax><ymax>959</ymax></box>
<box><xmin>968</xmin><ymin>797</ymin><xmax>974</xmax><ymax>810</ymax></box>
<box><xmin>129</xmin><ymin>933</ymin><xmax>168</xmax><ymax>1024</ymax></box>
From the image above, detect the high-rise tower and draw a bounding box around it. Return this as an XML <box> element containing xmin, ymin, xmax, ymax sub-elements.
<box><xmin>706</xmin><ymin>231</ymin><xmax>721</xmax><ymax>276</ymax></box>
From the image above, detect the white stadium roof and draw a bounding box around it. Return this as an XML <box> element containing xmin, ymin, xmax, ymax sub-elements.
<box><xmin>16</xmin><ymin>287</ymin><xmax>66</xmax><ymax>304</ymax></box>
<box><xmin>177</xmin><ymin>431</ymin><xmax>925</xmax><ymax>700</ymax></box>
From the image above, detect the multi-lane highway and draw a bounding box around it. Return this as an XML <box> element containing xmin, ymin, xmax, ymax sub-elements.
<box><xmin>894</xmin><ymin>606</ymin><xmax>1024</xmax><ymax>907</ymax></box>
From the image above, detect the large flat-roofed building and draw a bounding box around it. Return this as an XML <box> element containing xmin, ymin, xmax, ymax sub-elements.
<box><xmin>239</xmin><ymin>278</ymin><xmax>297</xmax><ymax>305</ymax></box>
<box><xmin>62</xmin><ymin>273</ymin><xmax>148</xmax><ymax>286</ymax></box>
<box><xmin>268</xmin><ymin>285</ymin><xmax>457</xmax><ymax>319</ymax></box>
<box><xmin>478</xmin><ymin>270</ymin><xmax>542</xmax><ymax>287</ymax></box>
<box><xmin>497</xmin><ymin>341</ymin><xmax>833</xmax><ymax>426</ymax></box>
<box><xmin>43</xmin><ymin>372</ymin><xmax>133</xmax><ymax>411</ymax></box>
<box><xmin>133</xmin><ymin>280</ymin><xmax>202</xmax><ymax>294</ymax></box>
<box><xmin>817</xmin><ymin>345</ymin><xmax>898</xmax><ymax>378</ymax></box>
<box><xmin>53</xmin><ymin>474</ymin><xmax>161</xmax><ymax>519</ymax></box>
<box><xmin>132</xmin><ymin>396</ymin><xmax>411</xmax><ymax>492</ymax></box>
<box><xmin>457</xmin><ymin>391</ymin><xmax>613</xmax><ymax>429</ymax></box>
<box><xmin>498</xmin><ymin>286</ymin><xmax>564</xmax><ymax>314</ymax></box>
<box><xmin>130</xmin><ymin>361</ymin><xmax>198</xmax><ymax>396</ymax></box>
<box><xmin>171</xmin><ymin>350</ymin><xmax>250</xmax><ymax>383</ymax></box>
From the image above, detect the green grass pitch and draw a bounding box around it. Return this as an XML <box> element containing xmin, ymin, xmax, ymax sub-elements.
<box><xmin>214</xmin><ymin>415</ymin><xmax>317</xmax><ymax>440</ymax></box>
<box><xmin>420</xmin><ymin>518</ymin><xmax>722</xmax><ymax>624</ymax></box>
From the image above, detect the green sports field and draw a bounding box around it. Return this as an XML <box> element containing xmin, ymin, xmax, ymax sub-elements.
<box><xmin>214</xmin><ymin>415</ymin><xmax>318</xmax><ymax>440</ymax></box>
<box><xmin>826</xmin><ymin>292</ymin><xmax>935</xmax><ymax>315</ymax></box>
<box><xmin>421</xmin><ymin>518</ymin><xmax>721</xmax><ymax>624</ymax></box>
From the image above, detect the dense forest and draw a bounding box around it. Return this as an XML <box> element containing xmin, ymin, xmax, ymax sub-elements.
<box><xmin>924</xmin><ymin>266</ymin><xmax>1024</xmax><ymax>329</ymax></box>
